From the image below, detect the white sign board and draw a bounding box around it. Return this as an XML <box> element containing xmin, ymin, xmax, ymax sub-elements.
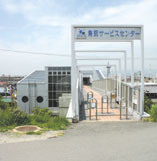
<box><xmin>74</xmin><ymin>27</ymin><xmax>141</xmax><ymax>41</ymax></box>
<box><xmin>103</xmin><ymin>98</ymin><xmax>107</xmax><ymax>103</ymax></box>
<box><xmin>91</xmin><ymin>102</ymin><xmax>96</xmax><ymax>108</ymax></box>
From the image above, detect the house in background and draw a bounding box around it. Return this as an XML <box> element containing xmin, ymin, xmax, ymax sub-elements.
<box><xmin>144</xmin><ymin>84</ymin><xmax>157</xmax><ymax>104</ymax></box>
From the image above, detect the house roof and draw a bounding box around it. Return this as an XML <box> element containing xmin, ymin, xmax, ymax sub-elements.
<box><xmin>144</xmin><ymin>85</ymin><xmax>157</xmax><ymax>93</ymax></box>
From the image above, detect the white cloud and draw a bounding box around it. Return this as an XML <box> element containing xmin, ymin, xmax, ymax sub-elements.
<box><xmin>0</xmin><ymin>0</ymin><xmax>157</xmax><ymax>74</ymax></box>
<box><xmin>2</xmin><ymin>0</ymin><xmax>38</xmax><ymax>14</ymax></box>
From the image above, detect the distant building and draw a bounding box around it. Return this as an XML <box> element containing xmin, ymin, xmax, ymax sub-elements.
<box><xmin>144</xmin><ymin>84</ymin><xmax>157</xmax><ymax>103</ymax></box>
<box><xmin>0</xmin><ymin>75</ymin><xmax>24</xmax><ymax>85</ymax></box>
<box><xmin>17</xmin><ymin>66</ymin><xmax>71</xmax><ymax>113</ymax></box>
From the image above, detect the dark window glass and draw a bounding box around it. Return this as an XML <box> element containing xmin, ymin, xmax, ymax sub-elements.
<box><xmin>66</xmin><ymin>85</ymin><xmax>71</xmax><ymax>92</ymax></box>
<box><xmin>52</xmin><ymin>76</ymin><xmax>57</xmax><ymax>83</ymax></box>
<box><xmin>48</xmin><ymin>92</ymin><xmax>52</xmax><ymax>99</ymax></box>
<box><xmin>58</xmin><ymin>76</ymin><xmax>62</xmax><ymax>83</ymax></box>
<box><xmin>49</xmin><ymin>100</ymin><xmax>52</xmax><ymax>107</ymax></box>
<box><xmin>53</xmin><ymin>72</ymin><xmax>57</xmax><ymax>75</ymax></box>
<box><xmin>62</xmin><ymin>76</ymin><xmax>66</xmax><ymax>83</ymax></box>
<box><xmin>37</xmin><ymin>96</ymin><xmax>43</xmax><ymax>103</ymax></box>
<box><xmin>52</xmin><ymin>84</ymin><xmax>57</xmax><ymax>91</ymax></box>
<box><xmin>22</xmin><ymin>96</ymin><xmax>29</xmax><ymax>103</ymax></box>
<box><xmin>58</xmin><ymin>84</ymin><xmax>62</xmax><ymax>91</ymax></box>
<box><xmin>48</xmin><ymin>84</ymin><xmax>52</xmax><ymax>91</ymax></box>
<box><xmin>62</xmin><ymin>84</ymin><xmax>67</xmax><ymax>92</ymax></box>
<box><xmin>48</xmin><ymin>76</ymin><xmax>52</xmax><ymax>83</ymax></box>
<box><xmin>67</xmin><ymin>71</ymin><xmax>71</xmax><ymax>75</ymax></box>
<box><xmin>63</xmin><ymin>72</ymin><xmax>66</xmax><ymax>75</ymax></box>
<box><xmin>52</xmin><ymin>100</ymin><xmax>58</xmax><ymax>107</ymax></box>
<box><xmin>57</xmin><ymin>92</ymin><xmax>62</xmax><ymax>99</ymax></box>
<box><xmin>67</xmin><ymin>76</ymin><xmax>71</xmax><ymax>83</ymax></box>
<box><xmin>49</xmin><ymin>72</ymin><xmax>52</xmax><ymax>75</ymax></box>
<box><xmin>52</xmin><ymin>92</ymin><xmax>57</xmax><ymax>99</ymax></box>
<box><xmin>58</xmin><ymin>72</ymin><xmax>61</xmax><ymax>75</ymax></box>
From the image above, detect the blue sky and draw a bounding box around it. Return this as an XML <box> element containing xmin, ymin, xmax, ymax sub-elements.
<box><xmin>0</xmin><ymin>0</ymin><xmax>156</xmax><ymax>75</ymax></box>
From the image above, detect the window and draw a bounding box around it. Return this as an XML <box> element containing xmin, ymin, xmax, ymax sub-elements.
<box><xmin>53</xmin><ymin>72</ymin><xmax>57</xmax><ymax>75</ymax></box>
<box><xmin>49</xmin><ymin>92</ymin><xmax>52</xmax><ymax>99</ymax></box>
<box><xmin>52</xmin><ymin>76</ymin><xmax>57</xmax><ymax>83</ymax></box>
<box><xmin>48</xmin><ymin>76</ymin><xmax>52</xmax><ymax>83</ymax></box>
<box><xmin>49</xmin><ymin>72</ymin><xmax>52</xmax><ymax>75</ymax></box>
<box><xmin>48</xmin><ymin>67</ymin><xmax>71</xmax><ymax>107</ymax></box>
<box><xmin>49</xmin><ymin>100</ymin><xmax>52</xmax><ymax>107</ymax></box>
<box><xmin>48</xmin><ymin>84</ymin><xmax>52</xmax><ymax>91</ymax></box>
<box><xmin>37</xmin><ymin>96</ymin><xmax>43</xmax><ymax>103</ymax></box>
<box><xmin>22</xmin><ymin>96</ymin><xmax>29</xmax><ymax>103</ymax></box>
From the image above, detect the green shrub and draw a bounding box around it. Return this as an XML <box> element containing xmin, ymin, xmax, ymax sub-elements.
<box><xmin>0</xmin><ymin>108</ymin><xmax>13</xmax><ymax>126</ymax></box>
<box><xmin>11</xmin><ymin>108</ymin><xmax>30</xmax><ymax>125</ymax></box>
<box><xmin>0</xmin><ymin>108</ymin><xmax>30</xmax><ymax>126</ymax></box>
<box><xmin>144</xmin><ymin>95</ymin><xmax>153</xmax><ymax>113</ymax></box>
<box><xmin>0</xmin><ymin>125</ymin><xmax>15</xmax><ymax>132</ymax></box>
<box><xmin>0</xmin><ymin>106</ymin><xmax>70</xmax><ymax>132</ymax></box>
<box><xmin>150</xmin><ymin>105</ymin><xmax>157</xmax><ymax>122</ymax></box>
<box><xmin>31</xmin><ymin>107</ymin><xmax>53</xmax><ymax>124</ymax></box>
<box><xmin>0</xmin><ymin>96</ymin><xmax>8</xmax><ymax>110</ymax></box>
<box><xmin>45</xmin><ymin>117</ymin><xmax>70</xmax><ymax>130</ymax></box>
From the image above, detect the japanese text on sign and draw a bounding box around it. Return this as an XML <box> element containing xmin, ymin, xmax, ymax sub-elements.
<box><xmin>74</xmin><ymin>27</ymin><xmax>141</xmax><ymax>41</ymax></box>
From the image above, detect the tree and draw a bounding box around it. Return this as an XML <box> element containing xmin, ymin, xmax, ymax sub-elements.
<box><xmin>144</xmin><ymin>95</ymin><xmax>153</xmax><ymax>113</ymax></box>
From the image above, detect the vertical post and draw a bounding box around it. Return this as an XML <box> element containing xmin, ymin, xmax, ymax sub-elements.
<box><xmin>131</xmin><ymin>41</ymin><xmax>135</xmax><ymax>112</ymax></box>
<box><xmin>126</xmin><ymin>85</ymin><xmax>128</xmax><ymax>120</ymax></box>
<box><xmin>71</xmin><ymin>26</ymin><xmax>77</xmax><ymax>119</ymax></box>
<box><xmin>116</xmin><ymin>74</ymin><xmax>119</xmax><ymax>102</ymax></box>
<box><xmin>140</xmin><ymin>26</ymin><xmax>144</xmax><ymax>116</ymax></box>
<box><xmin>119</xmin><ymin>60</ymin><xmax>122</xmax><ymax>104</ymax></box>
<box><xmin>96</xmin><ymin>100</ymin><xmax>97</xmax><ymax>120</ymax></box>
<box><xmin>124</xmin><ymin>51</ymin><xmax>127</xmax><ymax>83</ymax></box>
<box><xmin>120</xmin><ymin>86</ymin><xmax>122</xmax><ymax>120</ymax></box>
<box><xmin>131</xmin><ymin>41</ymin><xmax>134</xmax><ymax>86</ymax></box>
<box><xmin>89</xmin><ymin>101</ymin><xmax>91</xmax><ymax>120</ymax></box>
<box><xmin>106</xmin><ymin>77</ymin><xmax>108</xmax><ymax>92</ymax></box>
<box><xmin>107</xmin><ymin>96</ymin><xmax>109</xmax><ymax>113</ymax></box>
<box><xmin>128</xmin><ymin>85</ymin><xmax>130</xmax><ymax>112</ymax></box>
<box><xmin>120</xmin><ymin>99</ymin><xmax>122</xmax><ymax>120</ymax></box>
<box><xmin>76</xmin><ymin>67</ymin><xmax>79</xmax><ymax>117</ymax></box>
<box><xmin>110</xmin><ymin>93</ymin><xmax>112</xmax><ymax>109</ymax></box>
<box><xmin>101</xmin><ymin>96</ymin><xmax>103</xmax><ymax>114</ymax></box>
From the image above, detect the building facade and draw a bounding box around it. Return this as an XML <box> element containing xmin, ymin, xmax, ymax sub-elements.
<box><xmin>17</xmin><ymin>66</ymin><xmax>71</xmax><ymax>113</ymax></box>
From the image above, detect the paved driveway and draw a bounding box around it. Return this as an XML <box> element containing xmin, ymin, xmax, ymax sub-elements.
<box><xmin>0</xmin><ymin>121</ymin><xmax>157</xmax><ymax>161</ymax></box>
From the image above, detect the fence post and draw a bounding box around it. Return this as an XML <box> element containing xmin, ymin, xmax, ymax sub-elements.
<box><xmin>126</xmin><ymin>85</ymin><xmax>128</xmax><ymax>120</ymax></box>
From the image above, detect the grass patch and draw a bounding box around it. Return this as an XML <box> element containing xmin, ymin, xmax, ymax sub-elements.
<box><xmin>149</xmin><ymin>105</ymin><xmax>157</xmax><ymax>122</ymax></box>
<box><xmin>0</xmin><ymin>125</ymin><xmax>16</xmax><ymax>132</ymax></box>
<box><xmin>0</xmin><ymin>106</ymin><xmax>70</xmax><ymax>133</ymax></box>
<box><xmin>26</xmin><ymin>131</ymin><xmax>43</xmax><ymax>135</ymax></box>
<box><xmin>30</xmin><ymin>117</ymin><xmax>70</xmax><ymax>131</ymax></box>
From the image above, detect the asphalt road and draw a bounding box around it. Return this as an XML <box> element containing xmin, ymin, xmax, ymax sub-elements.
<box><xmin>0</xmin><ymin>121</ymin><xmax>157</xmax><ymax>161</ymax></box>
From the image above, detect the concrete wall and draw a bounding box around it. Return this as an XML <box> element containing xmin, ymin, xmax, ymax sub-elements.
<box><xmin>92</xmin><ymin>78</ymin><xmax>116</xmax><ymax>92</ymax></box>
<box><xmin>59</xmin><ymin>94</ymin><xmax>71</xmax><ymax>117</ymax></box>
<box><xmin>17</xmin><ymin>82</ymin><xmax>48</xmax><ymax>113</ymax></box>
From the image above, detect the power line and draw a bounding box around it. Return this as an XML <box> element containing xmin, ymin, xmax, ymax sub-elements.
<box><xmin>0</xmin><ymin>48</ymin><xmax>71</xmax><ymax>57</ymax></box>
<box><xmin>0</xmin><ymin>48</ymin><xmax>157</xmax><ymax>60</ymax></box>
